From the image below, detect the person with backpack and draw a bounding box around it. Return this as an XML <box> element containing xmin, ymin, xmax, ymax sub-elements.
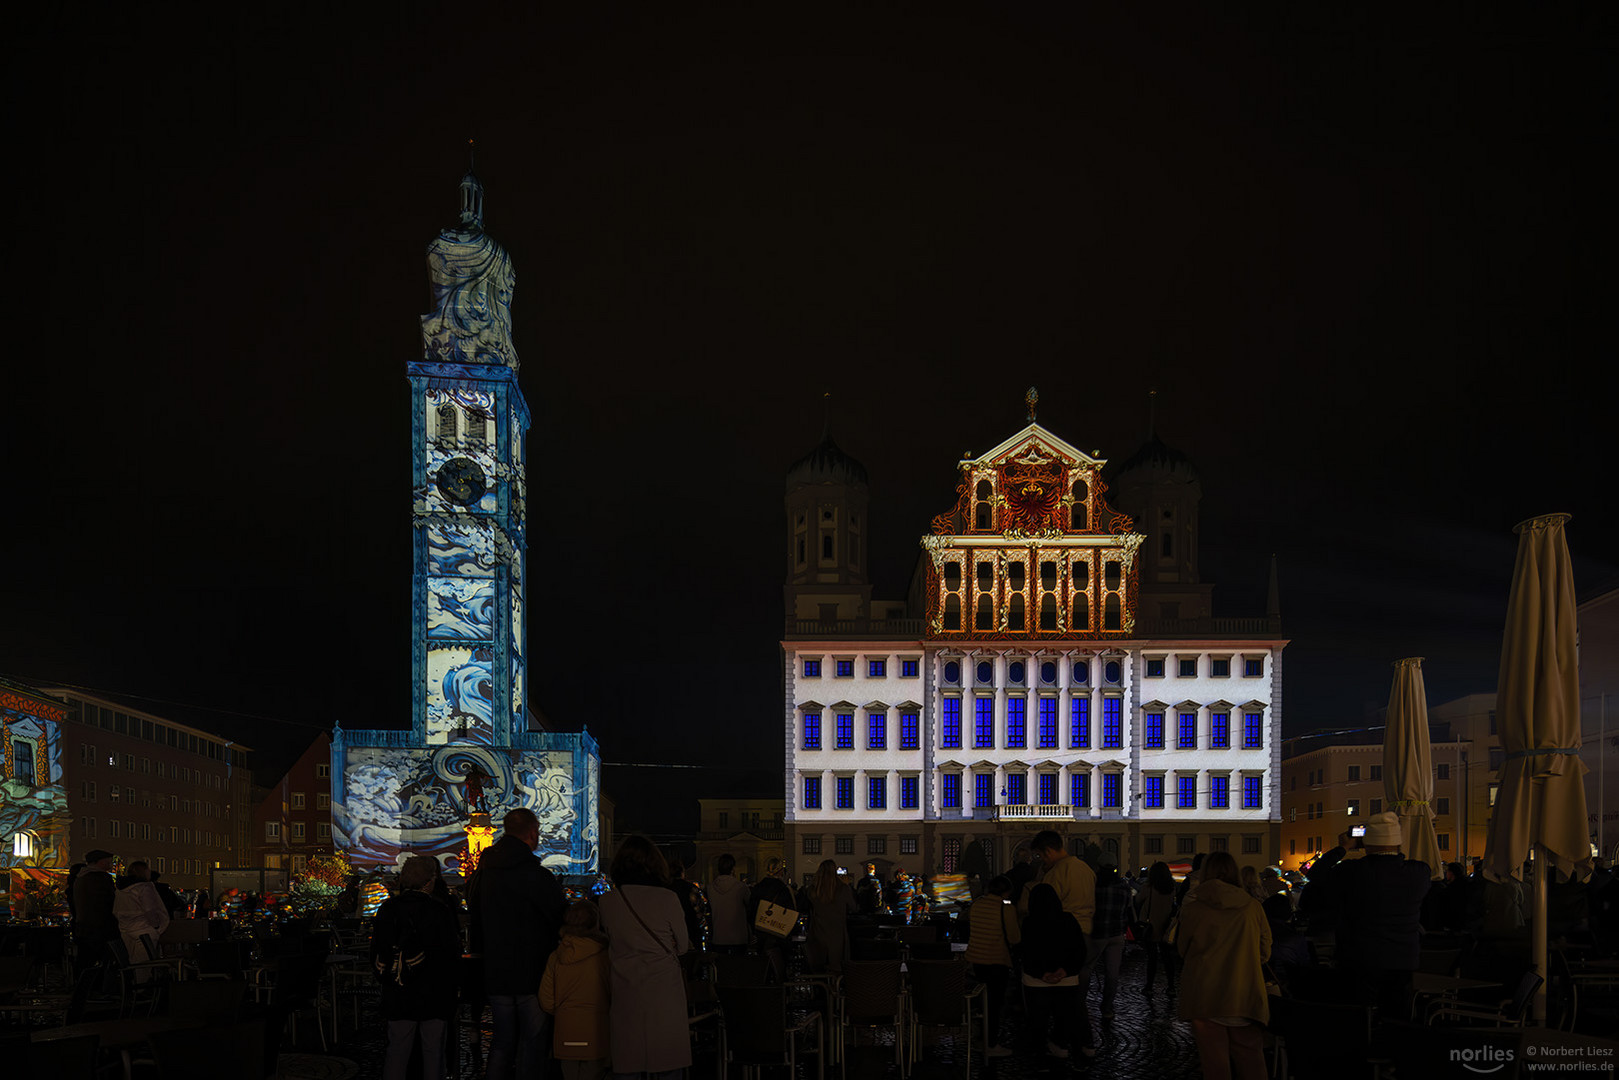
<box><xmin>372</xmin><ymin>855</ymin><xmax>463</xmax><ymax>1080</ymax></box>
<box><xmin>539</xmin><ymin>900</ymin><xmax>611</xmax><ymax>1080</ymax></box>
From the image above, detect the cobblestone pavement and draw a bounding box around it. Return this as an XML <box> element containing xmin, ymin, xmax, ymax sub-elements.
<box><xmin>328</xmin><ymin>943</ymin><xmax>1204</xmax><ymax>1079</ymax></box>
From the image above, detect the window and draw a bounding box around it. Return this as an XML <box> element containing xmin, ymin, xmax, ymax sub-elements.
<box><xmin>1102</xmin><ymin>698</ymin><xmax>1123</xmax><ymax>748</ymax></box>
<box><xmin>836</xmin><ymin>713</ymin><xmax>854</xmax><ymax>750</ymax></box>
<box><xmin>1179</xmin><ymin>658</ymin><xmax>1197</xmax><ymax>677</ymax></box>
<box><xmin>1144</xmin><ymin>711</ymin><xmax>1164</xmax><ymax>749</ymax></box>
<box><xmin>1489</xmin><ymin>746</ymin><xmax>1505</xmax><ymax>772</ymax></box>
<box><xmin>943</xmin><ymin>660</ymin><xmax>960</xmax><ymax>684</ymax></box>
<box><xmin>1072</xmin><ymin>662</ymin><xmax>1089</xmax><ymax>684</ymax></box>
<box><xmin>1144</xmin><ymin>836</ymin><xmax>1163</xmax><ymax>854</ymax></box>
<box><xmin>140</xmin><ymin>757</ymin><xmax>149</xmax><ymax>773</ymax></box>
<box><xmin>941</xmin><ymin>773</ymin><xmax>961</xmax><ymax>809</ymax></box>
<box><xmin>900</xmin><ymin>837</ymin><xmax>918</xmax><ymax>855</ymax></box>
<box><xmin>1177</xmin><ymin>775</ymin><xmax>1197</xmax><ymax>809</ymax></box>
<box><xmin>900</xmin><ymin>776</ymin><xmax>919</xmax><ymax>809</ymax></box>
<box><xmin>1437</xmin><ymin>833</ymin><xmax>1450</xmax><ymax>851</ymax></box>
<box><xmin>1005</xmin><ymin>773</ymin><xmax>1026</xmax><ymax>805</ymax></box>
<box><xmin>316</xmin><ymin>793</ymin><xmax>330</xmax><ymax>809</ymax></box>
<box><xmin>1038</xmin><ymin>772</ymin><xmax>1058</xmax><ymax>805</ymax></box>
<box><xmin>1488</xmin><ymin>783</ymin><xmax>1499</xmax><ymax>807</ymax></box>
<box><xmin>835</xmin><ymin>659</ymin><xmax>854</xmax><ymax>678</ymax></box>
<box><xmin>1037</xmin><ymin>698</ymin><xmax>1058</xmax><ymax>748</ymax></box>
<box><xmin>265</xmin><ymin>822</ymin><xmax>281</xmax><ymax>840</ymax></box>
<box><xmin>1006</xmin><ymin>697</ymin><xmax>1026</xmax><ymax>748</ymax></box>
<box><xmin>1244</xmin><ymin>657</ymin><xmax>1263</xmax><ymax>678</ymax></box>
<box><xmin>973</xmin><ymin>773</ymin><xmax>994</xmax><ymax>809</ymax></box>
<box><xmin>1102</xmin><ymin>773</ymin><xmax>1122</xmax><ymax>809</ymax></box>
<box><xmin>1242</xmin><ymin>776</ymin><xmax>1262</xmax><ymax>809</ymax></box>
<box><xmin>316</xmin><ymin>823</ymin><xmax>331</xmax><ymax>841</ymax></box>
<box><xmin>1146</xmin><ymin>658</ymin><xmax>1165</xmax><ymax>678</ymax></box>
<box><xmin>109</xmin><ymin>820</ymin><xmax>121</xmax><ymax>839</ymax></box>
<box><xmin>82</xmin><ymin>781</ymin><xmax>96</xmax><ymax>802</ymax></box>
<box><xmin>1041</xmin><ymin>661</ymin><xmax>1058</xmax><ymax>684</ymax></box>
<box><xmin>291</xmin><ymin>792</ymin><xmax>306</xmax><ymax>810</ymax></box>
<box><xmin>1242</xmin><ymin>836</ymin><xmax>1262</xmax><ymax>855</ymax></box>
<box><xmin>803</xmin><ymin>776</ymin><xmax>822</xmax><ymax>810</ymax></box>
<box><xmin>974</xmin><ymin>698</ymin><xmax>995</xmax><ymax>748</ymax></box>
<box><xmin>1211</xmin><ymin>657</ymin><xmax>1230</xmax><ymax>677</ymax></box>
<box><xmin>1143</xmin><ymin>774</ymin><xmax>1164</xmax><ymax>809</ymax></box>
<box><xmin>1347</xmin><ymin>799</ymin><xmax>1360</xmax><ymax>816</ymax></box>
<box><xmin>803</xmin><ymin>837</ymin><xmax>822</xmax><ymax>854</ymax></box>
<box><xmin>803</xmin><ymin>659</ymin><xmax>822</xmax><ymax>678</ymax></box>
<box><xmin>1178</xmin><ymin>712</ymin><xmax>1197</xmax><ymax>749</ymax></box>
<box><xmin>976</xmin><ymin>661</ymin><xmax>994</xmax><ymax>685</ymax></box>
<box><xmin>803</xmin><ymin>713</ymin><xmax>821</xmax><ymax>750</ymax></box>
<box><xmin>1436</xmin><ymin>797</ymin><xmax>1450</xmax><ymax>815</ymax></box>
<box><xmin>1071</xmin><ymin>772</ymin><xmax>1090</xmax><ymax>807</ymax></box>
<box><xmin>941</xmin><ymin>699</ymin><xmax>961</xmax><ymax>748</ymax></box>
<box><xmin>1210</xmin><ymin>774</ymin><xmax>1229</xmax><ymax>809</ymax></box>
<box><xmin>1347</xmin><ymin>765</ymin><xmax>1360</xmax><ymax>781</ymax></box>
<box><xmin>835</xmin><ymin>837</ymin><xmax>854</xmax><ymax>855</ymax></box>
<box><xmin>1104</xmin><ymin>660</ymin><xmax>1122</xmax><ymax>684</ymax></box>
<box><xmin>836</xmin><ymin>777</ymin><xmax>854</xmax><ymax>809</ymax></box>
<box><xmin>1071</xmin><ymin>697</ymin><xmax>1090</xmax><ymax>748</ymax></box>
<box><xmin>719</xmin><ymin>812</ymin><xmax>730</xmax><ymax>829</ymax></box>
<box><xmin>1177</xmin><ymin>837</ymin><xmax>1197</xmax><ymax>855</ymax></box>
<box><xmin>1289</xmin><ymin>839</ymin><xmax>1296</xmax><ymax>855</ymax></box>
<box><xmin>899</xmin><ymin>711</ymin><xmax>919</xmax><ymax>749</ymax></box>
<box><xmin>868</xmin><ymin>659</ymin><xmax>886</xmax><ymax>677</ymax></box>
<box><xmin>291</xmin><ymin>822</ymin><xmax>306</xmax><ymax>841</ymax></box>
<box><xmin>1243</xmin><ymin>713</ymin><xmax>1263</xmax><ymax>749</ymax></box>
<box><xmin>1008</xmin><ymin>660</ymin><xmax>1026</xmax><ymax>684</ymax></box>
<box><xmin>868</xmin><ymin>837</ymin><xmax>886</xmax><ymax>855</ymax></box>
<box><xmin>901</xmin><ymin>659</ymin><xmax>919</xmax><ymax>678</ymax></box>
<box><xmin>11</xmin><ymin>742</ymin><xmax>34</xmax><ymax>786</ymax></box>
<box><xmin>1436</xmin><ymin>763</ymin><xmax>1450</xmax><ymax>780</ymax></box>
<box><xmin>868</xmin><ymin>776</ymin><xmax>887</xmax><ymax>809</ymax></box>
<box><xmin>941</xmin><ymin>838</ymin><xmax>961</xmax><ymax>872</ymax></box>
<box><xmin>868</xmin><ymin>710</ymin><xmax>886</xmax><ymax>750</ymax></box>
<box><xmin>315</xmin><ymin>763</ymin><xmax>330</xmax><ymax>779</ymax></box>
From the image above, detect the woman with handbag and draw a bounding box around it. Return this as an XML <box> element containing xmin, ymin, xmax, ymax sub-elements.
<box><xmin>1136</xmin><ymin>861</ymin><xmax>1178</xmax><ymax>994</ymax></box>
<box><xmin>599</xmin><ymin>835</ymin><xmax>691</xmax><ymax>1080</ymax></box>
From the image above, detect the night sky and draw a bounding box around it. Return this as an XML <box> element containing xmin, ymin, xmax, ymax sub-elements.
<box><xmin>6</xmin><ymin>8</ymin><xmax>1615</xmax><ymax>834</ymax></box>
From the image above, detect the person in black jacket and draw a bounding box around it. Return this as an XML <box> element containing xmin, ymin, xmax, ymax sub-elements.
<box><xmin>467</xmin><ymin>807</ymin><xmax>567</xmax><ymax>1080</ymax></box>
<box><xmin>1019</xmin><ymin>882</ymin><xmax>1088</xmax><ymax>1060</ymax></box>
<box><xmin>372</xmin><ymin>855</ymin><xmax>463</xmax><ymax>1080</ymax></box>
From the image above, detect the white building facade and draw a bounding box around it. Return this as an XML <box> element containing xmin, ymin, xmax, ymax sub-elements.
<box><xmin>781</xmin><ymin>406</ymin><xmax>1285</xmax><ymax>882</ymax></box>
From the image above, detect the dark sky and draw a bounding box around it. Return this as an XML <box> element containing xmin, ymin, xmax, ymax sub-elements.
<box><xmin>5</xmin><ymin>8</ymin><xmax>1616</xmax><ymax>832</ymax></box>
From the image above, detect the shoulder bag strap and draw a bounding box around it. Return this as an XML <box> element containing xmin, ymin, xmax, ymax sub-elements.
<box><xmin>616</xmin><ymin>887</ymin><xmax>676</xmax><ymax>958</ymax></box>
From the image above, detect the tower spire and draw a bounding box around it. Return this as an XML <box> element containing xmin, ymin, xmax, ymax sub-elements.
<box><xmin>1026</xmin><ymin>386</ymin><xmax>1039</xmax><ymax>423</ymax></box>
<box><xmin>1147</xmin><ymin>388</ymin><xmax>1158</xmax><ymax>441</ymax></box>
<box><xmin>821</xmin><ymin>391</ymin><xmax>832</xmax><ymax>441</ymax></box>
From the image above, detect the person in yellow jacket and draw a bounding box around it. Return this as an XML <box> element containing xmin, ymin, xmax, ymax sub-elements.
<box><xmin>539</xmin><ymin>900</ymin><xmax>611</xmax><ymax>1080</ymax></box>
<box><xmin>964</xmin><ymin>875</ymin><xmax>1021</xmax><ymax>1057</ymax></box>
<box><xmin>1176</xmin><ymin>851</ymin><xmax>1272</xmax><ymax>1080</ymax></box>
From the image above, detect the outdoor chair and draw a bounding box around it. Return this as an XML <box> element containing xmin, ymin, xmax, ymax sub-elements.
<box><xmin>838</xmin><ymin>959</ymin><xmax>906</xmax><ymax>1077</ymax></box>
<box><xmin>1427</xmin><ymin>969</ymin><xmax>1543</xmax><ymax>1028</ymax></box>
<box><xmin>1417</xmin><ymin>947</ymin><xmax>1465</xmax><ymax>975</ymax></box>
<box><xmin>259</xmin><ymin>952</ymin><xmax>328</xmax><ymax>1052</ymax></box>
<box><xmin>148</xmin><ymin>1017</ymin><xmax>269</xmax><ymax>1080</ymax></box>
<box><xmin>718</xmin><ymin>983</ymin><xmax>824</xmax><ymax>1080</ymax></box>
<box><xmin>905</xmin><ymin>958</ymin><xmax>984</xmax><ymax>1077</ymax></box>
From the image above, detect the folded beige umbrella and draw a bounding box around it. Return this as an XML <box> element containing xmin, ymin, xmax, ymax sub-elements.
<box><xmin>1384</xmin><ymin>657</ymin><xmax>1442</xmax><ymax>879</ymax></box>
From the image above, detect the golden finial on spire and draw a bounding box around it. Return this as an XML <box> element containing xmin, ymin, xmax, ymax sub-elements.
<box><xmin>1025</xmin><ymin>386</ymin><xmax>1039</xmax><ymax>422</ymax></box>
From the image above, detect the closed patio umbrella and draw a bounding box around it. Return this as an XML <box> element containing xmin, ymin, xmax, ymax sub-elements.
<box><xmin>1482</xmin><ymin>513</ymin><xmax>1589</xmax><ymax>1022</ymax></box>
<box><xmin>1384</xmin><ymin>657</ymin><xmax>1442</xmax><ymax>879</ymax></box>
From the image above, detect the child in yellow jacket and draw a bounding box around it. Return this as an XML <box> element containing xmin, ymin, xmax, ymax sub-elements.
<box><xmin>539</xmin><ymin>900</ymin><xmax>611</xmax><ymax>1080</ymax></box>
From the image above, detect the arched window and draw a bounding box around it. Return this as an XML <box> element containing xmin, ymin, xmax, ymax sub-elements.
<box><xmin>1008</xmin><ymin>594</ymin><xmax>1026</xmax><ymax>631</ymax></box>
<box><xmin>975</xmin><ymin>480</ymin><xmax>994</xmax><ymax>530</ymax></box>
<box><xmin>1104</xmin><ymin>594</ymin><xmax>1122</xmax><ymax>631</ymax></box>
<box><xmin>437</xmin><ymin>402</ymin><xmax>459</xmax><ymax>441</ymax></box>
<box><xmin>1070</xmin><ymin>480</ymin><xmax>1089</xmax><ymax>530</ymax></box>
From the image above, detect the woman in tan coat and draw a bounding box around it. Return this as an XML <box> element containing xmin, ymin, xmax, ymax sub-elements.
<box><xmin>1176</xmin><ymin>851</ymin><xmax>1272</xmax><ymax>1080</ymax></box>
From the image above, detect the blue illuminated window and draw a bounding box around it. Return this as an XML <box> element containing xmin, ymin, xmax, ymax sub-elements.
<box><xmin>1102</xmin><ymin>698</ymin><xmax>1123</xmax><ymax>748</ymax></box>
<box><xmin>836</xmin><ymin>659</ymin><xmax>854</xmax><ymax>677</ymax></box>
<box><xmin>1072</xmin><ymin>662</ymin><xmax>1089</xmax><ymax>684</ymax></box>
<box><xmin>1038</xmin><ymin>773</ymin><xmax>1058</xmax><ymax>805</ymax></box>
<box><xmin>1244</xmin><ymin>657</ymin><xmax>1263</xmax><ymax>678</ymax></box>
<box><xmin>941</xmin><ymin>698</ymin><xmax>961</xmax><ymax>748</ymax></box>
<box><xmin>1037</xmin><ymin>697</ymin><xmax>1058</xmax><ymax>748</ymax></box>
<box><xmin>902</xmin><ymin>659</ymin><xmax>919</xmax><ymax>678</ymax></box>
<box><xmin>976</xmin><ymin>661</ymin><xmax>994</xmax><ymax>684</ymax></box>
<box><xmin>1178</xmin><ymin>712</ymin><xmax>1197</xmax><ymax>749</ymax></box>
<box><xmin>1105</xmin><ymin>661</ymin><xmax>1122</xmax><ymax>684</ymax></box>
<box><xmin>1144</xmin><ymin>712</ymin><xmax>1164</xmax><ymax>749</ymax></box>
<box><xmin>803</xmin><ymin>776</ymin><xmax>822</xmax><ymax>809</ymax></box>
<box><xmin>868</xmin><ymin>776</ymin><xmax>886</xmax><ymax>809</ymax></box>
<box><xmin>900</xmin><ymin>776</ymin><xmax>919</xmax><ymax>809</ymax></box>
<box><xmin>1244</xmin><ymin>713</ymin><xmax>1263</xmax><ymax>749</ymax></box>
<box><xmin>803</xmin><ymin>659</ymin><xmax>821</xmax><ymax>677</ymax></box>
<box><xmin>1006</xmin><ymin>697</ymin><xmax>1026</xmax><ymax>748</ymax></box>
<box><xmin>836</xmin><ymin>713</ymin><xmax>854</xmax><ymax>749</ymax></box>
<box><xmin>974</xmin><ymin>773</ymin><xmax>994</xmax><ymax>808</ymax></box>
<box><xmin>1211</xmin><ymin>775</ymin><xmax>1229</xmax><ymax>809</ymax></box>
<box><xmin>1008</xmin><ymin>661</ymin><xmax>1026</xmax><ymax>684</ymax></box>
<box><xmin>1005</xmin><ymin>773</ymin><xmax>1026</xmax><ymax>805</ymax></box>
<box><xmin>1041</xmin><ymin>661</ymin><xmax>1057</xmax><ymax>684</ymax></box>
<box><xmin>867</xmin><ymin>711</ymin><xmax>886</xmax><ymax>749</ymax></box>
<box><xmin>1143</xmin><ymin>775</ymin><xmax>1164</xmax><ymax>809</ymax></box>
<box><xmin>1243</xmin><ymin>776</ymin><xmax>1262</xmax><ymax>809</ymax></box>
<box><xmin>803</xmin><ymin>713</ymin><xmax>821</xmax><ymax>751</ymax></box>
<box><xmin>942</xmin><ymin>773</ymin><xmax>961</xmax><ymax>809</ymax></box>
<box><xmin>1102</xmin><ymin>773</ymin><xmax>1122</xmax><ymax>809</ymax></box>
<box><xmin>1211</xmin><ymin>712</ymin><xmax>1230</xmax><ymax>748</ymax></box>
<box><xmin>974</xmin><ymin>698</ymin><xmax>995</xmax><ymax>748</ymax></box>
<box><xmin>899</xmin><ymin>711</ymin><xmax>919</xmax><ymax>749</ymax></box>
<box><xmin>1072</xmin><ymin>697</ymin><xmax>1090</xmax><ymax>748</ymax></box>
<box><xmin>869</xmin><ymin>659</ymin><xmax>886</xmax><ymax>677</ymax></box>
<box><xmin>1071</xmin><ymin>772</ymin><xmax>1090</xmax><ymax>808</ymax></box>
<box><xmin>836</xmin><ymin>776</ymin><xmax>854</xmax><ymax>809</ymax></box>
<box><xmin>1177</xmin><ymin>775</ymin><xmax>1197</xmax><ymax>809</ymax></box>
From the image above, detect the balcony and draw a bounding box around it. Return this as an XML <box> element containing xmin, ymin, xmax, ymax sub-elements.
<box><xmin>1000</xmin><ymin>804</ymin><xmax>1077</xmax><ymax>821</ymax></box>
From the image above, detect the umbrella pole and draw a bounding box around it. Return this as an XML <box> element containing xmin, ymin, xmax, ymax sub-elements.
<box><xmin>1532</xmin><ymin>842</ymin><xmax>1548</xmax><ymax>1026</ymax></box>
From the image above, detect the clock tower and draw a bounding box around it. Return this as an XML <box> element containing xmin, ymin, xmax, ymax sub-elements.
<box><xmin>330</xmin><ymin>171</ymin><xmax>601</xmax><ymax>876</ymax></box>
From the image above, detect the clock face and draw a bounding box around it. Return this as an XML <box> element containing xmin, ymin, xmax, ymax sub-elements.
<box><xmin>436</xmin><ymin>457</ymin><xmax>487</xmax><ymax>506</ymax></box>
